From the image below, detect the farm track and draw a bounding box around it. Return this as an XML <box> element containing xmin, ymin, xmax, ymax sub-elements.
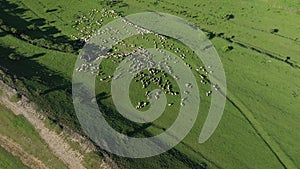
<box><xmin>144</xmin><ymin>4</ymin><xmax>300</xmax><ymax>166</ymax></box>
<box><xmin>267</xmin><ymin>1</ymin><xmax>300</xmax><ymax>15</ymax></box>
<box><xmin>2</xmin><ymin>20</ymin><xmax>295</xmax><ymax>169</ymax></box>
<box><xmin>194</xmin><ymin>74</ymin><xmax>298</xmax><ymax>169</ymax></box>
<box><xmin>70</xmin><ymin>14</ymin><xmax>298</xmax><ymax>169</ymax></box>
<box><xmin>0</xmin><ymin>134</ymin><xmax>48</xmax><ymax>169</ymax></box>
<box><xmin>0</xmin><ymin>81</ymin><xmax>87</xmax><ymax>169</ymax></box>
<box><xmin>223</xmin><ymin>91</ymin><xmax>297</xmax><ymax>169</ymax></box>
<box><xmin>119</xmin><ymin>18</ymin><xmax>299</xmax><ymax>168</ymax></box>
<box><xmin>148</xmin><ymin>123</ymin><xmax>223</xmax><ymax>169</ymax></box>
<box><xmin>8</xmin><ymin>0</ymin><xmax>300</xmax><ymax>70</ymax></box>
<box><xmin>230</xmin><ymin>21</ymin><xmax>300</xmax><ymax>44</ymax></box>
<box><xmin>196</xmin><ymin>71</ymin><xmax>297</xmax><ymax>169</ymax></box>
<box><xmin>199</xmin><ymin>27</ymin><xmax>300</xmax><ymax>69</ymax></box>
<box><xmin>16</xmin><ymin>0</ymin><xmax>41</xmax><ymax>19</ymax></box>
<box><xmin>1</xmin><ymin>1</ymin><xmax>298</xmax><ymax>168</ymax></box>
<box><xmin>159</xmin><ymin>0</ymin><xmax>300</xmax><ymax>69</ymax></box>
<box><xmin>224</xmin><ymin>37</ymin><xmax>299</xmax><ymax>69</ymax></box>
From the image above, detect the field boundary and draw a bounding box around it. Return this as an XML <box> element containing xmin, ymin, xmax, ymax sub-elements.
<box><xmin>0</xmin><ymin>80</ymin><xmax>87</xmax><ymax>169</ymax></box>
<box><xmin>0</xmin><ymin>134</ymin><xmax>47</xmax><ymax>169</ymax></box>
<box><xmin>225</xmin><ymin>91</ymin><xmax>297</xmax><ymax>169</ymax></box>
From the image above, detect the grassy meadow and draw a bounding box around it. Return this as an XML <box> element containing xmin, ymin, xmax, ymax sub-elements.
<box><xmin>0</xmin><ymin>0</ymin><xmax>299</xmax><ymax>168</ymax></box>
<box><xmin>0</xmin><ymin>103</ymin><xmax>68</xmax><ymax>169</ymax></box>
<box><xmin>0</xmin><ymin>146</ymin><xmax>29</xmax><ymax>169</ymax></box>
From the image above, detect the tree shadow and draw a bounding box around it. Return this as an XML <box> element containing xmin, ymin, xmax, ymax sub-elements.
<box><xmin>96</xmin><ymin>92</ymin><xmax>111</xmax><ymax>101</ymax></box>
<box><xmin>0</xmin><ymin>44</ymin><xmax>79</xmax><ymax>129</ymax></box>
<box><xmin>126</xmin><ymin>122</ymin><xmax>152</xmax><ymax>137</ymax></box>
<box><xmin>28</xmin><ymin>53</ymin><xmax>46</xmax><ymax>60</ymax></box>
<box><xmin>0</xmin><ymin>31</ymin><xmax>7</xmax><ymax>37</ymax></box>
<box><xmin>45</xmin><ymin>9</ymin><xmax>58</xmax><ymax>13</ymax></box>
<box><xmin>0</xmin><ymin>0</ymin><xmax>84</xmax><ymax>52</ymax></box>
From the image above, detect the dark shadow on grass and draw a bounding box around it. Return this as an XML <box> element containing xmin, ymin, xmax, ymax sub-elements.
<box><xmin>40</xmin><ymin>84</ymin><xmax>71</xmax><ymax>95</ymax></box>
<box><xmin>0</xmin><ymin>43</ymin><xmax>212</xmax><ymax>168</ymax></box>
<box><xmin>96</xmin><ymin>99</ymin><xmax>208</xmax><ymax>169</ymax></box>
<box><xmin>45</xmin><ymin>9</ymin><xmax>58</xmax><ymax>13</ymax></box>
<box><xmin>96</xmin><ymin>92</ymin><xmax>111</xmax><ymax>101</ymax></box>
<box><xmin>0</xmin><ymin>0</ymin><xmax>84</xmax><ymax>52</ymax></box>
<box><xmin>0</xmin><ymin>44</ymin><xmax>80</xmax><ymax>130</ymax></box>
<box><xmin>28</xmin><ymin>53</ymin><xmax>46</xmax><ymax>59</ymax></box>
<box><xmin>126</xmin><ymin>122</ymin><xmax>153</xmax><ymax>137</ymax></box>
<box><xmin>0</xmin><ymin>31</ymin><xmax>7</xmax><ymax>37</ymax></box>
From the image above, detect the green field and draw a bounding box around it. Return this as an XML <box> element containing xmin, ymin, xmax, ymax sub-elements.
<box><xmin>0</xmin><ymin>103</ymin><xmax>68</xmax><ymax>169</ymax></box>
<box><xmin>0</xmin><ymin>0</ymin><xmax>299</xmax><ymax>168</ymax></box>
<box><xmin>0</xmin><ymin>146</ymin><xmax>29</xmax><ymax>169</ymax></box>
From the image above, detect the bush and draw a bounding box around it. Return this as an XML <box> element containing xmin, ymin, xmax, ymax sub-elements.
<box><xmin>224</xmin><ymin>13</ymin><xmax>234</xmax><ymax>20</ymax></box>
<box><xmin>8</xmin><ymin>53</ymin><xmax>21</xmax><ymax>60</ymax></box>
<box><xmin>20</xmin><ymin>33</ymin><xmax>30</xmax><ymax>41</ymax></box>
<box><xmin>63</xmin><ymin>44</ymin><xmax>74</xmax><ymax>52</ymax></box>
<box><xmin>57</xmin><ymin>44</ymin><xmax>66</xmax><ymax>51</ymax></box>
<box><xmin>1</xmin><ymin>25</ymin><xmax>10</xmax><ymax>32</ymax></box>
<box><xmin>27</xmin><ymin>24</ymin><xmax>38</xmax><ymax>31</ymax></box>
<box><xmin>222</xmin><ymin>45</ymin><xmax>234</xmax><ymax>52</ymax></box>
<box><xmin>9</xmin><ymin>93</ymin><xmax>21</xmax><ymax>102</ymax></box>
<box><xmin>270</xmin><ymin>28</ymin><xmax>279</xmax><ymax>34</ymax></box>
<box><xmin>10</xmin><ymin>27</ymin><xmax>17</xmax><ymax>34</ymax></box>
<box><xmin>207</xmin><ymin>32</ymin><xmax>216</xmax><ymax>39</ymax></box>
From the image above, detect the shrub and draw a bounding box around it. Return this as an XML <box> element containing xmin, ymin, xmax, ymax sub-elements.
<box><xmin>224</xmin><ymin>13</ymin><xmax>234</xmax><ymax>20</ymax></box>
<box><xmin>217</xmin><ymin>32</ymin><xmax>225</xmax><ymax>37</ymax></box>
<box><xmin>200</xmin><ymin>162</ymin><xmax>207</xmax><ymax>169</ymax></box>
<box><xmin>57</xmin><ymin>44</ymin><xmax>66</xmax><ymax>51</ymax></box>
<box><xmin>27</xmin><ymin>24</ymin><xmax>37</xmax><ymax>31</ymax></box>
<box><xmin>9</xmin><ymin>93</ymin><xmax>21</xmax><ymax>102</ymax></box>
<box><xmin>207</xmin><ymin>32</ymin><xmax>216</xmax><ymax>39</ymax></box>
<box><xmin>1</xmin><ymin>25</ymin><xmax>10</xmax><ymax>32</ymax></box>
<box><xmin>10</xmin><ymin>27</ymin><xmax>17</xmax><ymax>34</ymax></box>
<box><xmin>64</xmin><ymin>44</ymin><xmax>74</xmax><ymax>52</ymax></box>
<box><xmin>270</xmin><ymin>28</ymin><xmax>279</xmax><ymax>34</ymax></box>
<box><xmin>8</xmin><ymin>53</ymin><xmax>20</xmax><ymax>60</ymax></box>
<box><xmin>222</xmin><ymin>45</ymin><xmax>234</xmax><ymax>52</ymax></box>
<box><xmin>20</xmin><ymin>33</ymin><xmax>30</xmax><ymax>40</ymax></box>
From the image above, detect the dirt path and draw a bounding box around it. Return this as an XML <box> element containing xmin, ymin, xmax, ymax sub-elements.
<box><xmin>0</xmin><ymin>134</ymin><xmax>48</xmax><ymax>169</ymax></box>
<box><xmin>0</xmin><ymin>81</ymin><xmax>86</xmax><ymax>169</ymax></box>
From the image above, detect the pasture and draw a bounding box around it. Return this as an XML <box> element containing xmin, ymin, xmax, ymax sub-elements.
<box><xmin>0</xmin><ymin>146</ymin><xmax>29</xmax><ymax>169</ymax></box>
<box><xmin>0</xmin><ymin>103</ymin><xmax>68</xmax><ymax>169</ymax></box>
<box><xmin>0</xmin><ymin>0</ymin><xmax>299</xmax><ymax>168</ymax></box>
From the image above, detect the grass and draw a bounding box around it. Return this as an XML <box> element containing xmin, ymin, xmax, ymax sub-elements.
<box><xmin>0</xmin><ymin>0</ymin><xmax>299</xmax><ymax>168</ymax></box>
<box><xmin>0</xmin><ymin>103</ymin><xmax>68</xmax><ymax>169</ymax></box>
<box><xmin>9</xmin><ymin>93</ymin><xmax>21</xmax><ymax>102</ymax></box>
<box><xmin>94</xmin><ymin>30</ymin><xmax>292</xmax><ymax>169</ymax></box>
<box><xmin>44</xmin><ymin>117</ymin><xmax>63</xmax><ymax>134</ymax></box>
<box><xmin>83</xmin><ymin>152</ymin><xmax>105</xmax><ymax>169</ymax></box>
<box><xmin>0</xmin><ymin>146</ymin><xmax>29</xmax><ymax>169</ymax></box>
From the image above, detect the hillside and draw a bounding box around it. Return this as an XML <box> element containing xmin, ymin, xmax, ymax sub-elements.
<box><xmin>0</xmin><ymin>0</ymin><xmax>299</xmax><ymax>168</ymax></box>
